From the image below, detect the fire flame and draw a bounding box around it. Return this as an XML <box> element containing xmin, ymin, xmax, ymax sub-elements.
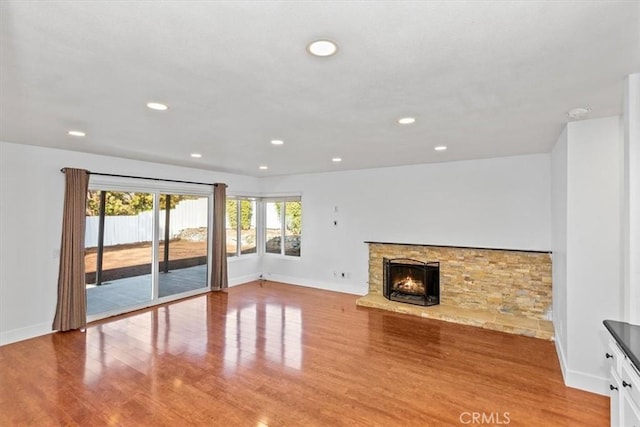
<box><xmin>394</xmin><ymin>276</ymin><xmax>425</xmax><ymax>292</ymax></box>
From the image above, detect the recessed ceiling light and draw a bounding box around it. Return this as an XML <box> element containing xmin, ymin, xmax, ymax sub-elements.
<box><xmin>271</xmin><ymin>139</ymin><xmax>284</xmax><ymax>145</ymax></box>
<box><xmin>307</xmin><ymin>39</ymin><xmax>338</xmax><ymax>57</ymax></box>
<box><xmin>190</xmin><ymin>153</ymin><xmax>202</xmax><ymax>158</ymax></box>
<box><xmin>68</xmin><ymin>130</ymin><xmax>86</xmax><ymax>137</ymax></box>
<box><xmin>434</xmin><ymin>146</ymin><xmax>448</xmax><ymax>151</ymax></box>
<box><xmin>147</xmin><ymin>102</ymin><xmax>168</xmax><ymax>111</ymax></box>
<box><xmin>259</xmin><ymin>165</ymin><xmax>268</xmax><ymax>170</ymax></box>
<box><xmin>332</xmin><ymin>157</ymin><xmax>342</xmax><ymax>162</ymax></box>
<box><xmin>567</xmin><ymin>106</ymin><xmax>591</xmax><ymax>119</ymax></box>
<box><xmin>398</xmin><ymin>117</ymin><xmax>416</xmax><ymax>125</ymax></box>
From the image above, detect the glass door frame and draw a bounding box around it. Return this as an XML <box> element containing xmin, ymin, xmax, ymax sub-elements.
<box><xmin>86</xmin><ymin>174</ymin><xmax>213</xmax><ymax>323</ymax></box>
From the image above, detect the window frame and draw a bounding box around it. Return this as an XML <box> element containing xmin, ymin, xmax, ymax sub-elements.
<box><xmin>225</xmin><ymin>195</ymin><xmax>259</xmax><ymax>259</ymax></box>
<box><xmin>262</xmin><ymin>196</ymin><xmax>302</xmax><ymax>258</ymax></box>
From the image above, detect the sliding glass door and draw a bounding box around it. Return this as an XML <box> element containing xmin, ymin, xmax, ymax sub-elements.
<box><xmin>158</xmin><ymin>193</ymin><xmax>209</xmax><ymax>298</ymax></box>
<box><xmin>85</xmin><ymin>181</ymin><xmax>211</xmax><ymax>319</ymax></box>
<box><xmin>85</xmin><ymin>190</ymin><xmax>154</xmax><ymax>314</ymax></box>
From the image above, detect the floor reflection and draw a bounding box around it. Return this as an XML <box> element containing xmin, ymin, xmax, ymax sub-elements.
<box><xmin>266</xmin><ymin>304</ymin><xmax>302</xmax><ymax>370</ymax></box>
<box><xmin>79</xmin><ymin>288</ymin><xmax>304</xmax><ymax>391</ymax></box>
<box><xmin>224</xmin><ymin>302</ymin><xmax>303</xmax><ymax>373</ymax></box>
<box><xmin>83</xmin><ymin>297</ymin><xmax>213</xmax><ymax>386</ymax></box>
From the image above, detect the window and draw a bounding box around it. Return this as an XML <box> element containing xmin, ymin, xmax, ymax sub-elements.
<box><xmin>226</xmin><ymin>197</ymin><xmax>257</xmax><ymax>257</ymax></box>
<box><xmin>265</xmin><ymin>197</ymin><xmax>302</xmax><ymax>257</ymax></box>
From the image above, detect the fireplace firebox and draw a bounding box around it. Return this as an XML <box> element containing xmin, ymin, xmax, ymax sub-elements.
<box><xmin>383</xmin><ymin>258</ymin><xmax>439</xmax><ymax>306</ymax></box>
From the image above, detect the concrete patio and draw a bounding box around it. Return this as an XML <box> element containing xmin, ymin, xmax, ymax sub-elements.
<box><xmin>86</xmin><ymin>264</ymin><xmax>208</xmax><ymax>315</ymax></box>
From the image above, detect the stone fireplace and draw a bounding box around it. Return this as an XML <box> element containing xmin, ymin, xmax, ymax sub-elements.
<box><xmin>357</xmin><ymin>242</ymin><xmax>554</xmax><ymax>340</ymax></box>
<box><xmin>383</xmin><ymin>258</ymin><xmax>439</xmax><ymax>306</ymax></box>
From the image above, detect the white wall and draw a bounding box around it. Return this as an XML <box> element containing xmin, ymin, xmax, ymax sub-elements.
<box><xmin>0</xmin><ymin>141</ymin><xmax>261</xmax><ymax>345</ymax></box>
<box><xmin>551</xmin><ymin>116</ymin><xmax>624</xmax><ymax>395</ymax></box>
<box><xmin>551</xmin><ymin>127</ymin><xmax>568</xmax><ymax>372</ymax></box>
<box><xmin>623</xmin><ymin>73</ymin><xmax>640</xmax><ymax>324</ymax></box>
<box><xmin>260</xmin><ymin>154</ymin><xmax>551</xmax><ymax>296</ymax></box>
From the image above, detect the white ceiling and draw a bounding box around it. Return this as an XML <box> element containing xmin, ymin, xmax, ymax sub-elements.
<box><xmin>1</xmin><ymin>1</ymin><xmax>639</xmax><ymax>177</ymax></box>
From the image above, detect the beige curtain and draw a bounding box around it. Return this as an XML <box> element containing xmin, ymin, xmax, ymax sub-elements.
<box><xmin>52</xmin><ymin>168</ymin><xmax>89</xmax><ymax>331</ymax></box>
<box><xmin>211</xmin><ymin>183</ymin><xmax>228</xmax><ymax>290</ymax></box>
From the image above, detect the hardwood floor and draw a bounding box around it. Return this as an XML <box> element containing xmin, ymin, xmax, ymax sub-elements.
<box><xmin>0</xmin><ymin>281</ymin><xmax>608</xmax><ymax>426</ymax></box>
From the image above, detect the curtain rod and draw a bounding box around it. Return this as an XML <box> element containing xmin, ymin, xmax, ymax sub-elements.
<box><xmin>59</xmin><ymin>168</ymin><xmax>225</xmax><ymax>187</ymax></box>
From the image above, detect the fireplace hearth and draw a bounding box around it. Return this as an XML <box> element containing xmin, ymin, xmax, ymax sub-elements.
<box><xmin>359</xmin><ymin>243</ymin><xmax>553</xmax><ymax>340</ymax></box>
<box><xmin>383</xmin><ymin>258</ymin><xmax>439</xmax><ymax>307</ymax></box>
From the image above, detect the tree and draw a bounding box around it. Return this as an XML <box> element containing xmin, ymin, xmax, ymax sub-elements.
<box><xmin>274</xmin><ymin>201</ymin><xmax>302</xmax><ymax>235</ymax></box>
<box><xmin>286</xmin><ymin>201</ymin><xmax>302</xmax><ymax>235</ymax></box>
<box><xmin>86</xmin><ymin>191</ymin><xmax>189</xmax><ymax>216</ymax></box>
<box><xmin>226</xmin><ymin>199</ymin><xmax>253</xmax><ymax>230</ymax></box>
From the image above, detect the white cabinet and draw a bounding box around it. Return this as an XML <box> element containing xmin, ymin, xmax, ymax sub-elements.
<box><xmin>623</xmin><ymin>396</ymin><xmax>640</xmax><ymax>427</ymax></box>
<box><xmin>611</xmin><ymin>368</ymin><xmax>622</xmax><ymax>427</ymax></box>
<box><xmin>608</xmin><ymin>339</ymin><xmax>640</xmax><ymax>427</ymax></box>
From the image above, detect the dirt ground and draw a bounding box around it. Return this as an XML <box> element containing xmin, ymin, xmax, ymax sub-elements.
<box><xmin>85</xmin><ymin>227</ymin><xmax>263</xmax><ymax>273</ymax></box>
<box><xmin>84</xmin><ymin>233</ymin><xmax>256</xmax><ymax>273</ymax></box>
<box><xmin>85</xmin><ymin>240</ymin><xmax>208</xmax><ymax>273</ymax></box>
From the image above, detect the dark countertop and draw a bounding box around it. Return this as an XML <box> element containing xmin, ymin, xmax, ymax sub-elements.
<box><xmin>604</xmin><ymin>320</ymin><xmax>640</xmax><ymax>370</ymax></box>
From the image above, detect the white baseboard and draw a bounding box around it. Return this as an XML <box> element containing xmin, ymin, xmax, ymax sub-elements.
<box><xmin>264</xmin><ymin>274</ymin><xmax>367</xmax><ymax>296</ymax></box>
<box><xmin>0</xmin><ymin>322</ymin><xmax>52</xmax><ymax>346</ymax></box>
<box><xmin>553</xmin><ymin>330</ymin><xmax>609</xmax><ymax>396</ymax></box>
<box><xmin>228</xmin><ymin>273</ymin><xmax>262</xmax><ymax>287</ymax></box>
<box><xmin>554</xmin><ymin>331</ymin><xmax>568</xmax><ymax>383</ymax></box>
<box><xmin>564</xmin><ymin>368</ymin><xmax>609</xmax><ymax>396</ymax></box>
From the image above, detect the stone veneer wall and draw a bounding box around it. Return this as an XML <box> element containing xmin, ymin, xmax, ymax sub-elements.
<box><xmin>368</xmin><ymin>243</ymin><xmax>552</xmax><ymax>320</ymax></box>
